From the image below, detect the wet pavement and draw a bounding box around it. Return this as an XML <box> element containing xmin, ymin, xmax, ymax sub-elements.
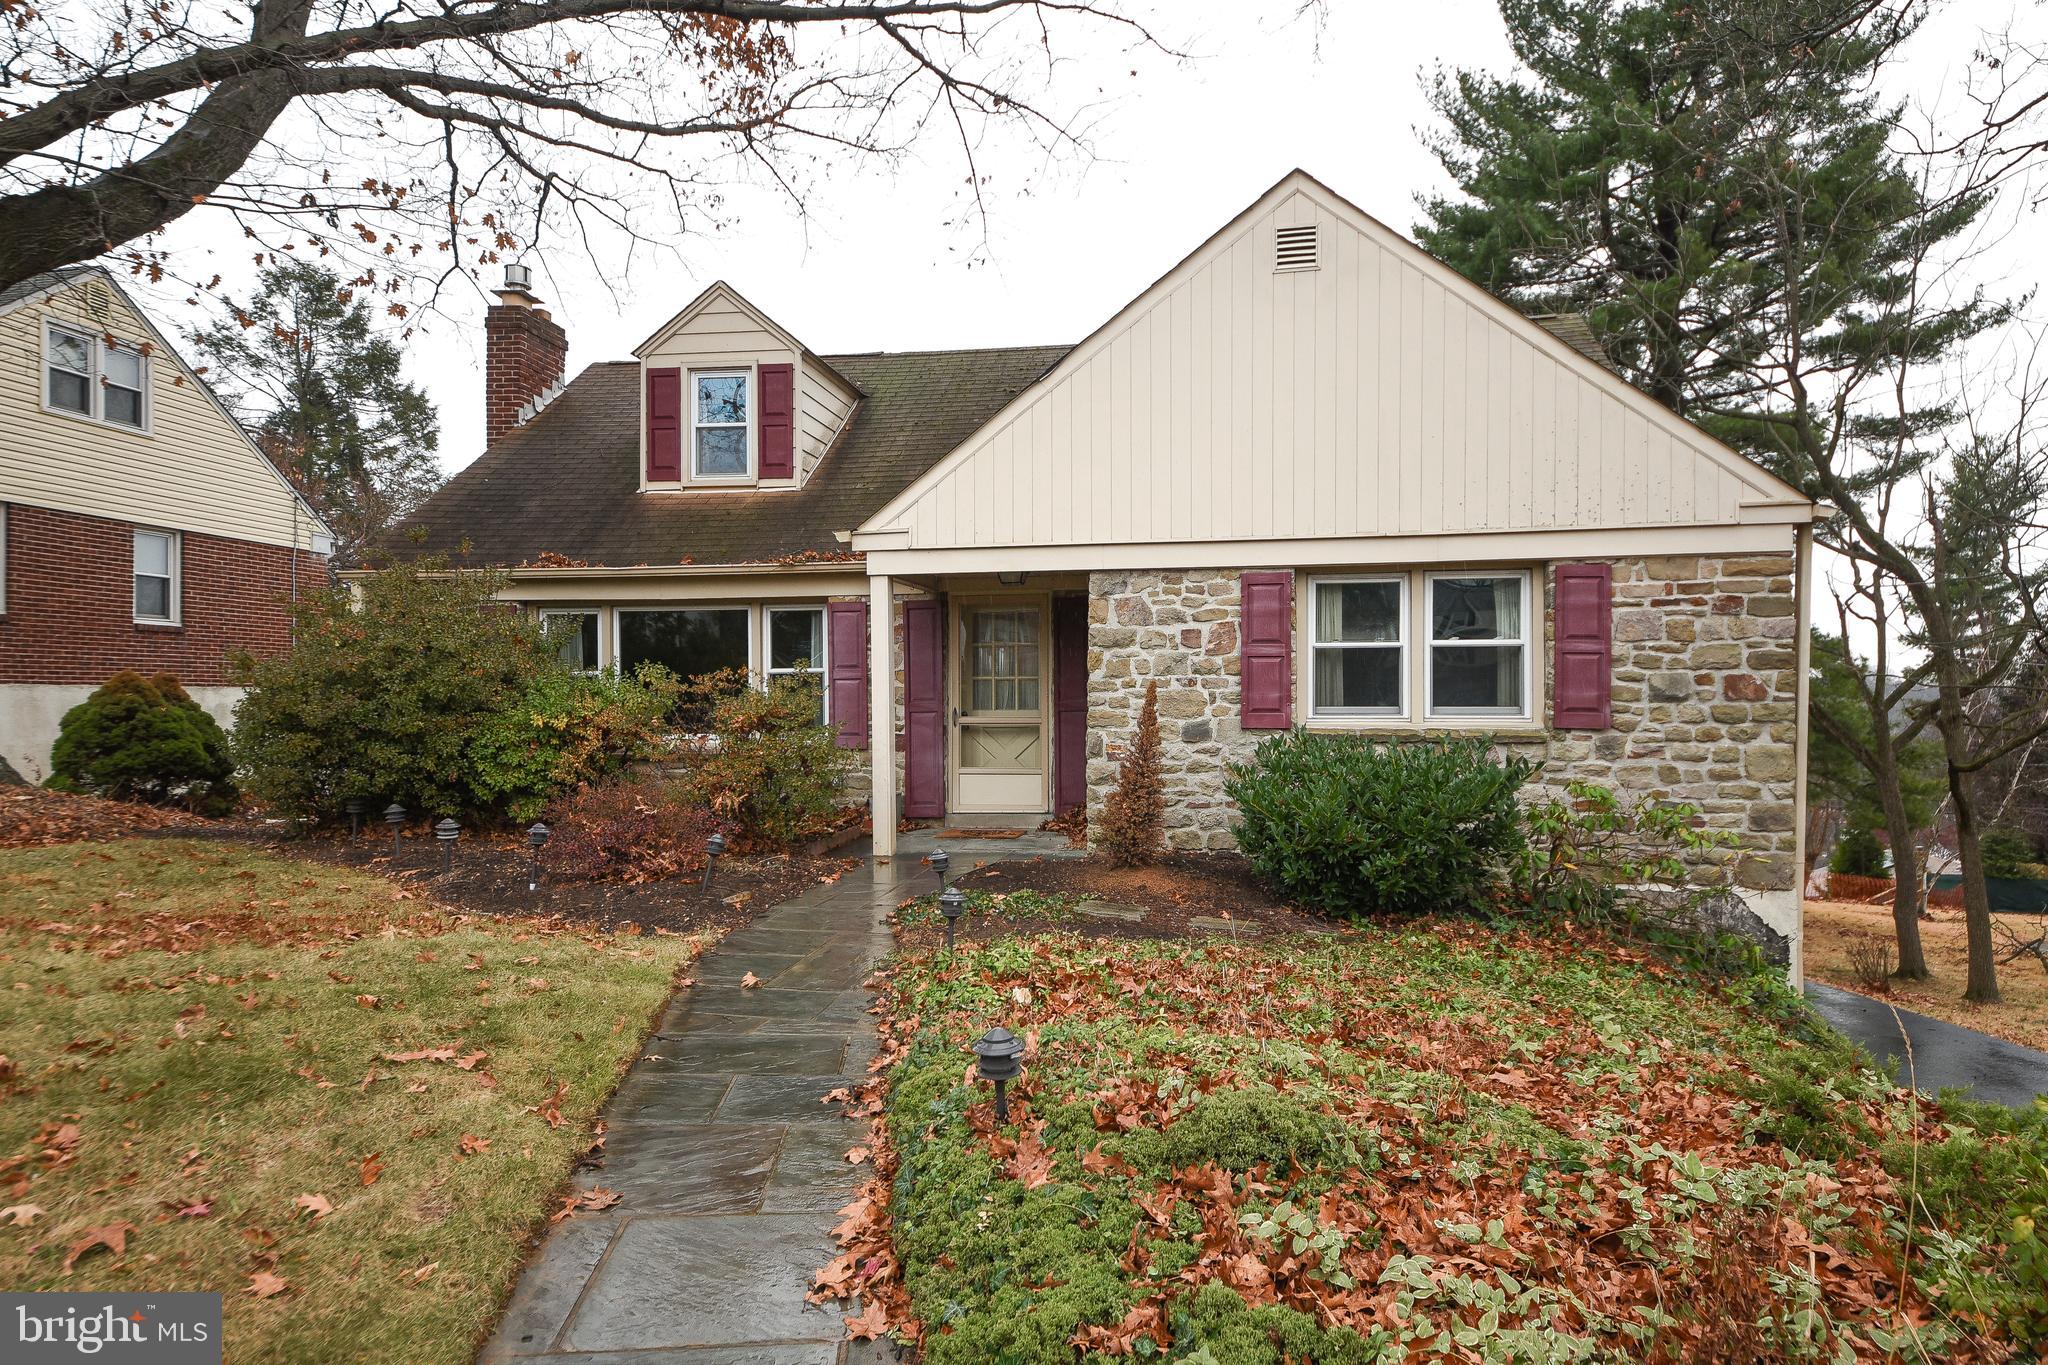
<box><xmin>478</xmin><ymin>844</ymin><xmax>935</xmax><ymax>1365</ymax></box>
<box><xmin>1806</xmin><ymin>981</ymin><xmax>2048</xmax><ymax>1110</ymax></box>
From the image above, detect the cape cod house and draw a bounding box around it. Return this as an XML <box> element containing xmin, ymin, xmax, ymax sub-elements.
<box><xmin>384</xmin><ymin>171</ymin><xmax>1816</xmax><ymax>970</ymax></box>
<box><xmin>0</xmin><ymin>267</ymin><xmax>334</xmax><ymax>779</ymax></box>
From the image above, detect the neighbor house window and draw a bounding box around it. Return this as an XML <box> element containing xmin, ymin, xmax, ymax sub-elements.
<box><xmin>766</xmin><ymin>605</ymin><xmax>827</xmax><ymax>721</ymax></box>
<box><xmin>541</xmin><ymin>609</ymin><xmax>600</xmax><ymax>673</ymax></box>
<box><xmin>46</xmin><ymin>322</ymin><xmax>147</xmax><ymax>429</ymax></box>
<box><xmin>1310</xmin><ymin>576</ymin><xmax>1406</xmax><ymax>716</ymax></box>
<box><xmin>617</xmin><ymin>607</ymin><xmax>749</xmax><ymax>681</ymax></box>
<box><xmin>691</xmin><ymin>370</ymin><xmax>750</xmax><ymax>479</ymax></box>
<box><xmin>1426</xmin><ymin>572</ymin><xmax>1529</xmax><ymax>717</ymax></box>
<box><xmin>133</xmin><ymin>528</ymin><xmax>178</xmax><ymax>624</ymax></box>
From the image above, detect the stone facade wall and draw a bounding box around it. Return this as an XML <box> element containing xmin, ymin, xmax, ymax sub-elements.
<box><xmin>1083</xmin><ymin>555</ymin><xmax>1800</xmax><ymax>895</ymax></box>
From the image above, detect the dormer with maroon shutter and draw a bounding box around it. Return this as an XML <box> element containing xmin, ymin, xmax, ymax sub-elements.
<box><xmin>630</xmin><ymin>282</ymin><xmax>858</xmax><ymax>492</ymax></box>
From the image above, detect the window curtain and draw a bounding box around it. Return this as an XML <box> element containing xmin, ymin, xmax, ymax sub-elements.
<box><xmin>1494</xmin><ymin>579</ymin><xmax>1522</xmax><ymax>705</ymax></box>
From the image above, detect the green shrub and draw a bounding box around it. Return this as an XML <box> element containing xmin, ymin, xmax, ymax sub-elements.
<box><xmin>1223</xmin><ymin>733</ymin><xmax>1534</xmax><ymax>917</ymax></box>
<box><xmin>1829</xmin><ymin>824</ymin><xmax>1891</xmax><ymax>877</ymax></box>
<box><xmin>1515</xmin><ymin>780</ymin><xmax>1739</xmax><ymax>950</ymax></box>
<box><xmin>465</xmin><ymin>667</ymin><xmax>680</xmax><ymax>822</ymax></box>
<box><xmin>1163</xmin><ymin>1086</ymin><xmax>1348</xmax><ymax>1174</ymax></box>
<box><xmin>233</xmin><ymin>563</ymin><xmax>612</xmax><ymax>824</ymax></box>
<box><xmin>672</xmin><ymin>669</ymin><xmax>850</xmax><ymax>848</ymax></box>
<box><xmin>1980</xmin><ymin>825</ymin><xmax>2037</xmax><ymax>879</ymax></box>
<box><xmin>48</xmin><ymin>671</ymin><xmax>236</xmax><ymax>813</ymax></box>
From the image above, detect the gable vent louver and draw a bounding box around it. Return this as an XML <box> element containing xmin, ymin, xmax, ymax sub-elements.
<box><xmin>1274</xmin><ymin>224</ymin><xmax>1320</xmax><ymax>273</ymax></box>
<box><xmin>82</xmin><ymin>282</ymin><xmax>112</xmax><ymax>322</ymax></box>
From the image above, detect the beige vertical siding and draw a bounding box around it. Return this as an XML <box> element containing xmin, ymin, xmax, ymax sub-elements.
<box><xmin>863</xmin><ymin>177</ymin><xmax>1805</xmax><ymax>552</ymax></box>
<box><xmin>638</xmin><ymin>284</ymin><xmax>859</xmax><ymax>487</ymax></box>
<box><xmin>0</xmin><ymin>277</ymin><xmax>321</xmax><ymax>550</ymax></box>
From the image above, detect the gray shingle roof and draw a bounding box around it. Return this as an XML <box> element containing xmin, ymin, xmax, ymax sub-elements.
<box><xmin>0</xmin><ymin>265</ymin><xmax>92</xmax><ymax>312</ymax></box>
<box><xmin>383</xmin><ymin>344</ymin><xmax>1069</xmax><ymax>568</ymax></box>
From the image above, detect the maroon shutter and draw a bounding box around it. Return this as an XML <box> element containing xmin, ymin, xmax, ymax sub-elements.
<box><xmin>758</xmin><ymin>363</ymin><xmax>795</xmax><ymax>480</ymax></box>
<box><xmin>826</xmin><ymin>601</ymin><xmax>868</xmax><ymax>749</ymax></box>
<box><xmin>902</xmin><ymin>598</ymin><xmax>946</xmax><ymax>819</ymax></box>
<box><xmin>1239</xmin><ymin>571</ymin><xmax>1294</xmax><ymax>730</ymax></box>
<box><xmin>1552</xmin><ymin>562</ymin><xmax>1613</xmax><ymax>729</ymax></box>
<box><xmin>1052</xmin><ymin>595</ymin><xmax>1088</xmax><ymax>815</ymax></box>
<box><xmin>646</xmin><ymin>366</ymin><xmax>682</xmax><ymax>482</ymax></box>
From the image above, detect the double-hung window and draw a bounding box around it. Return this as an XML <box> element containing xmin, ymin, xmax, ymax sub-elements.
<box><xmin>766</xmin><ymin>606</ymin><xmax>828</xmax><ymax>722</ymax></box>
<box><xmin>540</xmin><ymin>609</ymin><xmax>600</xmax><ymax>673</ymax></box>
<box><xmin>133</xmin><ymin>528</ymin><xmax>179</xmax><ymax>624</ymax></box>
<box><xmin>691</xmin><ymin>371</ymin><xmax>750</xmax><ymax>479</ymax></box>
<box><xmin>1309</xmin><ymin>576</ymin><xmax>1405</xmax><ymax>716</ymax></box>
<box><xmin>1426</xmin><ymin>573</ymin><xmax>1529</xmax><ymax>717</ymax></box>
<box><xmin>46</xmin><ymin>322</ymin><xmax>147</xmax><ymax>430</ymax></box>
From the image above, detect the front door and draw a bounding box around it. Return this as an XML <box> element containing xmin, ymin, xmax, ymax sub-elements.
<box><xmin>951</xmin><ymin>598</ymin><xmax>1049</xmax><ymax>814</ymax></box>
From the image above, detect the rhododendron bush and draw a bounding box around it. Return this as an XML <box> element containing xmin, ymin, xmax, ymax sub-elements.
<box><xmin>816</xmin><ymin>925</ymin><xmax>2047</xmax><ymax>1361</ymax></box>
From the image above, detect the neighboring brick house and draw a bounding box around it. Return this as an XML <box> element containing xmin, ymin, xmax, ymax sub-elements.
<box><xmin>0</xmin><ymin>267</ymin><xmax>334</xmax><ymax>779</ymax></box>
<box><xmin>384</xmin><ymin>170</ymin><xmax>1816</xmax><ymax>970</ymax></box>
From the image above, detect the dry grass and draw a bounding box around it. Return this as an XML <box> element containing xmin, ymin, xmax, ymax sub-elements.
<box><xmin>0</xmin><ymin>839</ymin><xmax>701</xmax><ymax>1364</ymax></box>
<box><xmin>1806</xmin><ymin>897</ymin><xmax>2048</xmax><ymax>1051</ymax></box>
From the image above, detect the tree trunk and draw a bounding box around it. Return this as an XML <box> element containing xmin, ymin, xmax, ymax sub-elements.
<box><xmin>1949</xmin><ymin>766</ymin><xmax>2003</xmax><ymax>1004</ymax></box>
<box><xmin>1874</xmin><ymin>772</ymin><xmax>1930</xmax><ymax>979</ymax></box>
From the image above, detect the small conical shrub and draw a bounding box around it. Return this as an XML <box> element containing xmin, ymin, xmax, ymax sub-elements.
<box><xmin>49</xmin><ymin>671</ymin><xmax>236</xmax><ymax>813</ymax></box>
<box><xmin>1096</xmin><ymin>679</ymin><xmax>1166</xmax><ymax>867</ymax></box>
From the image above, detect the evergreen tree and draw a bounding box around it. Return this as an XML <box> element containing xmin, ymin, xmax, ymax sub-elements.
<box><xmin>198</xmin><ymin>262</ymin><xmax>441</xmax><ymax>564</ymax></box>
<box><xmin>1097</xmin><ymin>681</ymin><xmax>1166</xmax><ymax>867</ymax></box>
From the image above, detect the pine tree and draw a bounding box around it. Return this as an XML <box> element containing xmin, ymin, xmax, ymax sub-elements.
<box><xmin>197</xmin><ymin>262</ymin><xmax>441</xmax><ymax>564</ymax></box>
<box><xmin>1096</xmin><ymin>681</ymin><xmax>1166</xmax><ymax>867</ymax></box>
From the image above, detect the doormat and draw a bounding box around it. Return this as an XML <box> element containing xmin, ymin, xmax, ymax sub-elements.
<box><xmin>934</xmin><ymin>828</ymin><xmax>1028</xmax><ymax>840</ymax></box>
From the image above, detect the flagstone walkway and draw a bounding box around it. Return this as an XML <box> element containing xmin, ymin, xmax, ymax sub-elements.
<box><xmin>479</xmin><ymin>829</ymin><xmax>1078</xmax><ymax>1365</ymax></box>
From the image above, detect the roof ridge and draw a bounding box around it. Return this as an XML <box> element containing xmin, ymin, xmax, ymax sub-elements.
<box><xmin>820</xmin><ymin>342</ymin><xmax>1071</xmax><ymax>360</ymax></box>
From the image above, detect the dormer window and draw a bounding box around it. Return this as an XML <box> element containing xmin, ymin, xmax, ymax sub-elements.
<box><xmin>692</xmin><ymin>370</ymin><xmax>751</xmax><ymax>479</ymax></box>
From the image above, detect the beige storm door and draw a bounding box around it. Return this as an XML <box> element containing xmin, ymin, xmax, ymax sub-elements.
<box><xmin>951</xmin><ymin>599</ymin><xmax>1050</xmax><ymax>813</ymax></box>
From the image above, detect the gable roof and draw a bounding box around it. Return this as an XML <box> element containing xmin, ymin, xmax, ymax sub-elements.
<box><xmin>633</xmin><ymin>280</ymin><xmax>857</xmax><ymax>394</ymax></box>
<box><xmin>857</xmin><ymin>169</ymin><xmax>1812</xmax><ymax>553</ymax></box>
<box><xmin>380</xmin><ymin>344</ymin><xmax>1067</xmax><ymax>568</ymax></box>
<box><xmin>0</xmin><ymin>265</ymin><xmax>335</xmax><ymax>549</ymax></box>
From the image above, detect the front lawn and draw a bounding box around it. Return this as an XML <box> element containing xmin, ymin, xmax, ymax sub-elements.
<box><xmin>844</xmin><ymin>924</ymin><xmax>2047</xmax><ymax>1362</ymax></box>
<box><xmin>1806</xmin><ymin>897</ymin><xmax>2048</xmax><ymax>1052</ymax></box>
<box><xmin>0</xmin><ymin>838</ymin><xmax>700</xmax><ymax>1363</ymax></box>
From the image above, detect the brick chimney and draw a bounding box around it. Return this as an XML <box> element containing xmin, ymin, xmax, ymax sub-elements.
<box><xmin>484</xmin><ymin>264</ymin><xmax>568</xmax><ymax>447</ymax></box>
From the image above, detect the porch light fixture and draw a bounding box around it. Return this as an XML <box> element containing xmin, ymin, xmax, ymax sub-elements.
<box><xmin>435</xmin><ymin>818</ymin><xmax>460</xmax><ymax>874</ymax></box>
<box><xmin>996</xmin><ymin>571</ymin><xmax>1027</xmax><ymax>586</ymax></box>
<box><xmin>383</xmin><ymin>803</ymin><xmax>406</xmax><ymax>859</ymax></box>
<box><xmin>972</xmin><ymin>1026</ymin><xmax>1025</xmax><ymax>1122</ymax></box>
<box><xmin>938</xmin><ymin>888</ymin><xmax>967</xmax><ymax>950</ymax></box>
<box><xmin>527</xmin><ymin>821</ymin><xmax>551</xmax><ymax>892</ymax></box>
<box><xmin>928</xmin><ymin>849</ymin><xmax>950</xmax><ymax>889</ymax></box>
<box><xmin>344</xmin><ymin>797</ymin><xmax>366</xmax><ymax>838</ymax></box>
<box><xmin>701</xmin><ymin>832</ymin><xmax>727</xmax><ymax>891</ymax></box>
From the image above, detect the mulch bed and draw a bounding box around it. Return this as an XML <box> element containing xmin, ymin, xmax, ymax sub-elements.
<box><xmin>923</xmin><ymin>852</ymin><xmax>1345</xmax><ymax>944</ymax></box>
<box><xmin>255</xmin><ymin>829</ymin><xmax>858</xmax><ymax>934</ymax></box>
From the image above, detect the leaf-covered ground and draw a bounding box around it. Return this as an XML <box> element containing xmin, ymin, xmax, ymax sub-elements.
<box><xmin>0</xmin><ymin>838</ymin><xmax>700</xmax><ymax>1364</ymax></box>
<box><xmin>832</xmin><ymin>923</ymin><xmax>2048</xmax><ymax>1363</ymax></box>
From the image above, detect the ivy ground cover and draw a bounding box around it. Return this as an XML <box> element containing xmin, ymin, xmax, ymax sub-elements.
<box><xmin>0</xmin><ymin>839</ymin><xmax>700</xmax><ymax>1363</ymax></box>
<box><xmin>840</xmin><ymin>925</ymin><xmax>2047</xmax><ymax>1362</ymax></box>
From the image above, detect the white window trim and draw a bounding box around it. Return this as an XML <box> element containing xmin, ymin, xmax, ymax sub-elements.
<box><xmin>689</xmin><ymin>368</ymin><xmax>754</xmax><ymax>482</ymax></box>
<box><xmin>765</xmin><ymin>604</ymin><xmax>830</xmax><ymax>723</ymax></box>
<box><xmin>133</xmin><ymin>527</ymin><xmax>181</xmax><ymax>626</ymax></box>
<box><xmin>1307</xmin><ymin>574</ymin><xmax>1408</xmax><ymax>719</ymax></box>
<box><xmin>539</xmin><ymin>608</ymin><xmax>603</xmax><ymax>675</ymax></box>
<box><xmin>44</xmin><ymin>320</ymin><xmax>151</xmax><ymax>434</ymax></box>
<box><xmin>1423</xmin><ymin>569</ymin><xmax>1533</xmax><ymax>721</ymax></box>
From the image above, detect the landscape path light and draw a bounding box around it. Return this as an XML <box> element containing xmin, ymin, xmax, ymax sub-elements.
<box><xmin>972</xmin><ymin>1026</ymin><xmax>1025</xmax><ymax>1123</ymax></box>
<box><xmin>435</xmin><ymin>818</ymin><xmax>460</xmax><ymax>874</ymax></box>
<box><xmin>527</xmin><ymin>822</ymin><xmax>551</xmax><ymax>892</ymax></box>
<box><xmin>939</xmin><ymin>887</ymin><xmax>967</xmax><ymax>951</ymax></box>
<box><xmin>344</xmin><ymin>797</ymin><xmax>366</xmax><ymax>838</ymax></box>
<box><xmin>928</xmin><ymin>849</ymin><xmax>950</xmax><ymax>889</ymax></box>
<box><xmin>384</xmin><ymin>803</ymin><xmax>406</xmax><ymax>859</ymax></box>
<box><xmin>701</xmin><ymin>832</ymin><xmax>727</xmax><ymax>891</ymax></box>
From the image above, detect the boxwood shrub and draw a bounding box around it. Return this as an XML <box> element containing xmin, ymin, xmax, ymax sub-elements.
<box><xmin>1223</xmin><ymin>732</ymin><xmax>1534</xmax><ymax>917</ymax></box>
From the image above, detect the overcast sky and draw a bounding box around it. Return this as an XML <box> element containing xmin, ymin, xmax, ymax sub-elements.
<box><xmin>136</xmin><ymin>0</ymin><xmax>2044</xmax><ymax>480</ymax></box>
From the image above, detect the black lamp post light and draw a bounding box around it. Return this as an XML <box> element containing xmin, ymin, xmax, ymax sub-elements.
<box><xmin>384</xmin><ymin>803</ymin><xmax>407</xmax><ymax>859</ymax></box>
<box><xmin>927</xmin><ymin>849</ymin><xmax>950</xmax><ymax>889</ymax></box>
<box><xmin>701</xmin><ymin>832</ymin><xmax>727</xmax><ymax>892</ymax></box>
<box><xmin>344</xmin><ymin>797</ymin><xmax>366</xmax><ymax>839</ymax></box>
<box><xmin>973</xmin><ymin>1026</ymin><xmax>1025</xmax><ymax>1123</ymax></box>
<box><xmin>435</xmin><ymin>818</ymin><xmax>460</xmax><ymax>874</ymax></box>
<box><xmin>527</xmin><ymin>822</ymin><xmax>550</xmax><ymax>892</ymax></box>
<box><xmin>938</xmin><ymin>887</ymin><xmax>967</xmax><ymax>950</ymax></box>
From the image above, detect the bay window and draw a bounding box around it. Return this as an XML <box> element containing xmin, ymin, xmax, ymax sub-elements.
<box><xmin>617</xmin><ymin>607</ymin><xmax>749</xmax><ymax>681</ymax></box>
